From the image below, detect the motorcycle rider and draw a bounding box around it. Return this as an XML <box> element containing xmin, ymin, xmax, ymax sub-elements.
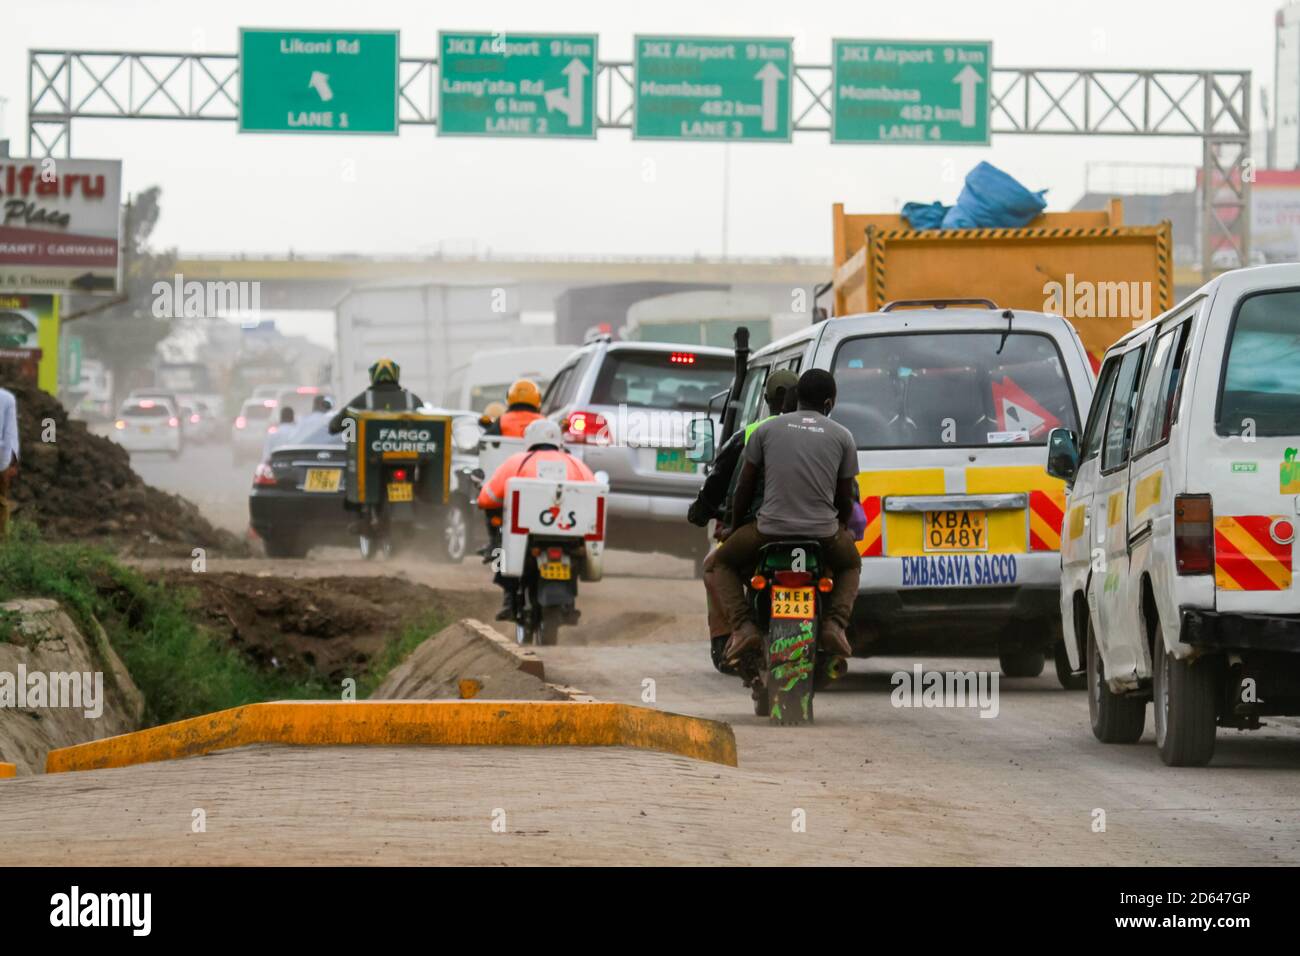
<box><xmin>483</xmin><ymin>379</ymin><xmax>544</xmax><ymax>438</ymax></box>
<box><xmin>711</xmin><ymin>368</ymin><xmax>862</xmax><ymax>662</ymax></box>
<box><xmin>328</xmin><ymin>358</ymin><xmax>425</xmax><ymax>435</ymax></box>
<box><xmin>479</xmin><ymin>400</ymin><xmax>507</xmax><ymax>428</ymax></box>
<box><xmin>687</xmin><ymin>369</ymin><xmax>799</xmax><ymax>670</ymax></box>
<box><xmin>477</xmin><ymin>417</ymin><xmax>596</xmax><ymax>620</ymax></box>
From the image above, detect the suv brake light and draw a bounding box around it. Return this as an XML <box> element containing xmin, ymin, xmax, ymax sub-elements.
<box><xmin>563</xmin><ymin>410</ymin><xmax>610</xmax><ymax>445</ymax></box>
<box><xmin>1174</xmin><ymin>494</ymin><xmax>1214</xmax><ymax>575</ymax></box>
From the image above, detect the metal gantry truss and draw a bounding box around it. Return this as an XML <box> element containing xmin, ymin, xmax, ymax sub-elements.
<box><xmin>28</xmin><ymin>49</ymin><xmax>1251</xmax><ymax>272</ymax></box>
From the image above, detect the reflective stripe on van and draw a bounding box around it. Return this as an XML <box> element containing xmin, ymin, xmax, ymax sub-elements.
<box><xmin>1214</xmin><ymin>515</ymin><xmax>1294</xmax><ymax>591</ymax></box>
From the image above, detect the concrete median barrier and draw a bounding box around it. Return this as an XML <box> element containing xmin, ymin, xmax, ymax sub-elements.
<box><xmin>44</xmin><ymin>700</ymin><xmax>738</xmax><ymax>773</ymax></box>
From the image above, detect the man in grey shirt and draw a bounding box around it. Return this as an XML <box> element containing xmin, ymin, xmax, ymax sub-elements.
<box><xmin>713</xmin><ymin>369</ymin><xmax>862</xmax><ymax>660</ymax></box>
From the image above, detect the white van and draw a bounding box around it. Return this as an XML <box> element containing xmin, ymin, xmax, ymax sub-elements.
<box><xmin>1047</xmin><ymin>263</ymin><xmax>1300</xmax><ymax>766</ymax></box>
<box><xmin>718</xmin><ymin>300</ymin><xmax>1095</xmax><ymax>682</ymax></box>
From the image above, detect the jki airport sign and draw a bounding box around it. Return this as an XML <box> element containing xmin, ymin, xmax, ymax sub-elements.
<box><xmin>438</xmin><ymin>32</ymin><xmax>598</xmax><ymax>138</ymax></box>
<box><xmin>634</xmin><ymin>36</ymin><xmax>793</xmax><ymax>141</ymax></box>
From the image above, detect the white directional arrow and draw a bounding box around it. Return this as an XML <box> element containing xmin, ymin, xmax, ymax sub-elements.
<box><xmin>543</xmin><ymin>58</ymin><xmax>590</xmax><ymax>128</ymax></box>
<box><xmin>308</xmin><ymin>71</ymin><xmax>334</xmax><ymax>102</ymax></box>
<box><xmin>754</xmin><ymin>62</ymin><xmax>785</xmax><ymax>133</ymax></box>
<box><xmin>953</xmin><ymin>64</ymin><xmax>982</xmax><ymax>128</ymax></box>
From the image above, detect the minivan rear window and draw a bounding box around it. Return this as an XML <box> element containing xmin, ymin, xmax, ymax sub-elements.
<box><xmin>590</xmin><ymin>350</ymin><xmax>733</xmax><ymax>411</ymax></box>
<box><xmin>830</xmin><ymin>331</ymin><xmax>1080</xmax><ymax>449</ymax></box>
<box><xmin>1216</xmin><ymin>289</ymin><xmax>1300</xmax><ymax>437</ymax></box>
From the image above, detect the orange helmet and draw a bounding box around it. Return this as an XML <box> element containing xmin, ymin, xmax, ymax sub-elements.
<box><xmin>507</xmin><ymin>378</ymin><xmax>542</xmax><ymax>409</ymax></box>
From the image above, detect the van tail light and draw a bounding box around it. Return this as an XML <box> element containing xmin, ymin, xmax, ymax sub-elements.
<box><xmin>253</xmin><ymin>462</ymin><xmax>278</xmax><ymax>487</ymax></box>
<box><xmin>1175</xmin><ymin>494</ymin><xmax>1214</xmax><ymax>575</ymax></box>
<box><xmin>563</xmin><ymin>411</ymin><xmax>610</xmax><ymax>445</ymax></box>
<box><xmin>235</xmin><ymin>416</ymin><xmax>247</xmax><ymax>429</ymax></box>
<box><xmin>773</xmin><ymin>570</ymin><xmax>813</xmax><ymax>587</ymax></box>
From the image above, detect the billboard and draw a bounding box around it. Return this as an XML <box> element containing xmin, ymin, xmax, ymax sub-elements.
<box><xmin>0</xmin><ymin>159</ymin><xmax>123</xmax><ymax>295</ymax></box>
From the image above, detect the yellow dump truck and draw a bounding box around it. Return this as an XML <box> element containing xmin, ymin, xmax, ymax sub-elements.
<box><xmin>829</xmin><ymin>198</ymin><xmax>1172</xmax><ymax>366</ymax></box>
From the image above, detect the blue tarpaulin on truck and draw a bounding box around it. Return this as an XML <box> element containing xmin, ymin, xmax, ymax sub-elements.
<box><xmin>901</xmin><ymin>163</ymin><xmax>1048</xmax><ymax>230</ymax></box>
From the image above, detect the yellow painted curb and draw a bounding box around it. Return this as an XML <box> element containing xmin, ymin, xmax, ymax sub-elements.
<box><xmin>45</xmin><ymin>701</ymin><xmax>738</xmax><ymax>773</ymax></box>
<box><xmin>0</xmin><ymin>762</ymin><xmax>15</xmax><ymax>779</ymax></box>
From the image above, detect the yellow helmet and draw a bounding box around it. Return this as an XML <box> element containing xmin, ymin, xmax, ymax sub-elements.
<box><xmin>507</xmin><ymin>378</ymin><xmax>542</xmax><ymax>409</ymax></box>
<box><xmin>369</xmin><ymin>358</ymin><xmax>400</xmax><ymax>385</ymax></box>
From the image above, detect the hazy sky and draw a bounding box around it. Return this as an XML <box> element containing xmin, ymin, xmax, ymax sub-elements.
<box><xmin>4</xmin><ymin>0</ymin><xmax>1282</xmax><ymax>259</ymax></box>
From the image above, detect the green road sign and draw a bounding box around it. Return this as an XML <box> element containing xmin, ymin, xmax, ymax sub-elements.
<box><xmin>832</xmin><ymin>39</ymin><xmax>992</xmax><ymax>145</ymax></box>
<box><xmin>438</xmin><ymin>32</ymin><xmax>598</xmax><ymax>138</ymax></box>
<box><xmin>633</xmin><ymin>36</ymin><xmax>792</xmax><ymax>141</ymax></box>
<box><xmin>239</xmin><ymin>28</ymin><xmax>399</xmax><ymax>135</ymax></box>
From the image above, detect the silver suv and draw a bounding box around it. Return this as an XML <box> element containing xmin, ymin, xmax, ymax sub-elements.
<box><xmin>541</xmin><ymin>339</ymin><xmax>734</xmax><ymax>564</ymax></box>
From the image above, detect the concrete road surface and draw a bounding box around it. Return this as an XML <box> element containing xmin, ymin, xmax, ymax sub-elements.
<box><xmin>5</xmin><ymin>553</ymin><xmax>1300</xmax><ymax>864</ymax></box>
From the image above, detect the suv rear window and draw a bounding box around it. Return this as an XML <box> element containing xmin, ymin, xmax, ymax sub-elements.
<box><xmin>1216</xmin><ymin>289</ymin><xmax>1300</xmax><ymax>437</ymax></box>
<box><xmin>830</xmin><ymin>331</ymin><xmax>1080</xmax><ymax>449</ymax></box>
<box><xmin>590</xmin><ymin>350</ymin><xmax>733</xmax><ymax>411</ymax></box>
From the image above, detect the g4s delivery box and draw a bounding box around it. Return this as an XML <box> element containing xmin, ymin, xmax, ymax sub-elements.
<box><xmin>501</xmin><ymin>473</ymin><xmax>608</xmax><ymax>582</ymax></box>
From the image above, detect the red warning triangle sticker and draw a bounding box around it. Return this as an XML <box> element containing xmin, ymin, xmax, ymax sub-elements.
<box><xmin>992</xmin><ymin>376</ymin><xmax>1061</xmax><ymax>439</ymax></box>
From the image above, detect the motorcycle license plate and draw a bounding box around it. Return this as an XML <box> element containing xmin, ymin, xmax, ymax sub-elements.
<box><xmin>387</xmin><ymin>482</ymin><xmax>414</xmax><ymax>502</ymax></box>
<box><xmin>304</xmin><ymin>468</ymin><xmax>341</xmax><ymax>493</ymax></box>
<box><xmin>771</xmin><ymin>586</ymin><xmax>814</xmax><ymax>619</ymax></box>
<box><xmin>539</xmin><ymin>561</ymin><xmax>571</xmax><ymax>581</ymax></box>
<box><xmin>923</xmin><ymin>510</ymin><xmax>988</xmax><ymax>552</ymax></box>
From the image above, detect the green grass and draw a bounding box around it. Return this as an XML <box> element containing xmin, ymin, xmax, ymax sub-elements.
<box><xmin>0</xmin><ymin>523</ymin><xmax>438</xmax><ymax>725</ymax></box>
<box><xmin>356</xmin><ymin>609</ymin><xmax>447</xmax><ymax>699</ymax></box>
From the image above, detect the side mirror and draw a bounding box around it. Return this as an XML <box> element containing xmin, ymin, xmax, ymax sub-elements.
<box><xmin>686</xmin><ymin>416</ymin><xmax>716</xmax><ymax>463</ymax></box>
<box><xmin>1045</xmin><ymin>427</ymin><xmax>1081</xmax><ymax>484</ymax></box>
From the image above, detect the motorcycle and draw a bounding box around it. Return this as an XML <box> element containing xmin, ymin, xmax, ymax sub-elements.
<box><xmin>734</xmin><ymin>540</ymin><xmax>847</xmax><ymax>725</ymax></box>
<box><xmin>498</xmin><ymin>471</ymin><xmax>607</xmax><ymax>646</ymax></box>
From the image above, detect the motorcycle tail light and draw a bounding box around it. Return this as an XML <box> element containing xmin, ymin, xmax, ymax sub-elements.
<box><xmin>392</xmin><ymin>468</ymin><xmax>408</xmax><ymax>482</ymax></box>
<box><xmin>750</xmin><ymin>574</ymin><xmax>767</xmax><ymax>590</ymax></box>
<box><xmin>1174</xmin><ymin>494</ymin><xmax>1214</xmax><ymax>575</ymax></box>
<box><xmin>773</xmin><ymin>570</ymin><xmax>812</xmax><ymax>587</ymax></box>
<box><xmin>546</xmin><ymin>547</ymin><xmax>564</xmax><ymax>560</ymax></box>
<box><xmin>817</xmin><ymin>577</ymin><xmax>834</xmax><ymax>593</ymax></box>
<box><xmin>253</xmin><ymin>462</ymin><xmax>277</xmax><ymax>487</ymax></box>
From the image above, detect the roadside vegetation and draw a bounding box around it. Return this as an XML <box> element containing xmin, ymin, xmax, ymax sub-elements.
<box><xmin>0</xmin><ymin>524</ymin><xmax>442</xmax><ymax>724</ymax></box>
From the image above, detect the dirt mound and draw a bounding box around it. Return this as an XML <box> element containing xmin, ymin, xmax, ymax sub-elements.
<box><xmin>0</xmin><ymin>377</ymin><xmax>245</xmax><ymax>556</ymax></box>
<box><xmin>160</xmin><ymin>571</ymin><xmax>476</xmax><ymax>683</ymax></box>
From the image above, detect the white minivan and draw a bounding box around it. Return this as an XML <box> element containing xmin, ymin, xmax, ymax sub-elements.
<box><xmin>1047</xmin><ymin>263</ymin><xmax>1300</xmax><ymax>766</ymax></box>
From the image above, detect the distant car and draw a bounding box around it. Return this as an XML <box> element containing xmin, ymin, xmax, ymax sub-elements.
<box><xmin>179</xmin><ymin>401</ymin><xmax>219</xmax><ymax>445</ymax></box>
<box><xmin>252</xmin><ymin>383</ymin><xmax>295</xmax><ymax>401</ymax></box>
<box><xmin>112</xmin><ymin>398</ymin><xmax>182</xmax><ymax>457</ymax></box>
<box><xmin>231</xmin><ymin>398</ymin><xmax>277</xmax><ymax>464</ymax></box>
<box><xmin>538</xmin><ymin>339</ymin><xmax>734</xmax><ymax>565</ymax></box>
<box><xmin>272</xmin><ymin>386</ymin><xmax>335</xmax><ymax>421</ymax></box>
